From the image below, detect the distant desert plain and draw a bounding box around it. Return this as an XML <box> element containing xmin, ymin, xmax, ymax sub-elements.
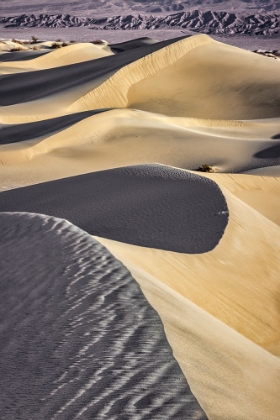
<box><xmin>1</xmin><ymin>1</ymin><xmax>280</xmax><ymax>419</ymax></box>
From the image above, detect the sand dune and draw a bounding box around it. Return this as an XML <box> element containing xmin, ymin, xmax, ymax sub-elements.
<box><xmin>0</xmin><ymin>211</ymin><xmax>206</xmax><ymax>419</ymax></box>
<box><xmin>0</xmin><ymin>36</ymin><xmax>187</xmax><ymax>122</ymax></box>
<box><xmin>1</xmin><ymin>33</ymin><xmax>280</xmax><ymax>420</ymax></box>
<box><xmin>0</xmin><ymin>43</ymin><xmax>113</xmax><ymax>74</ymax></box>
<box><xmin>0</xmin><ymin>109</ymin><xmax>110</xmax><ymax>145</ymax></box>
<box><xmin>1</xmin><ymin>109</ymin><xmax>280</xmax><ymax>189</ymax></box>
<box><xmin>0</xmin><ymin>164</ymin><xmax>229</xmax><ymax>253</ymax></box>
<box><xmin>95</xmin><ymin>185</ymin><xmax>280</xmax><ymax>419</ymax></box>
<box><xmin>69</xmin><ymin>34</ymin><xmax>280</xmax><ymax>119</ymax></box>
<box><xmin>108</xmin><ymin>37</ymin><xmax>159</xmax><ymax>53</ymax></box>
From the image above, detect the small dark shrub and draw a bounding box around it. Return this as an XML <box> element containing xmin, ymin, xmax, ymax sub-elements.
<box><xmin>50</xmin><ymin>42</ymin><xmax>62</xmax><ymax>49</ymax></box>
<box><xmin>196</xmin><ymin>164</ymin><xmax>215</xmax><ymax>173</ymax></box>
<box><xmin>31</xmin><ymin>35</ymin><xmax>39</xmax><ymax>43</ymax></box>
<box><xmin>92</xmin><ymin>39</ymin><xmax>104</xmax><ymax>45</ymax></box>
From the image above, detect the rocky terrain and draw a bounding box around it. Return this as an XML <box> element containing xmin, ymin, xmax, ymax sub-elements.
<box><xmin>1</xmin><ymin>1</ymin><xmax>280</xmax><ymax>17</ymax></box>
<box><xmin>0</xmin><ymin>11</ymin><xmax>279</xmax><ymax>35</ymax></box>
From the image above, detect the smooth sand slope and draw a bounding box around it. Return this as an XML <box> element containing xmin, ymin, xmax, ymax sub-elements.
<box><xmin>0</xmin><ymin>212</ymin><xmax>206</xmax><ymax>419</ymax></box>
<box><xmin>0</xmin><ymin>109</ymin><xmax>111</xmax><ymax>145</ymax></box>
<box><xmin>1</xmin><ymin>33</ymin><xmax>280</xmax><ymax>420</ymax></box>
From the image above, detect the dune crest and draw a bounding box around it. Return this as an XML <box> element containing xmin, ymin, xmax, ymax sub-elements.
<box><xmin>69</xmin><ymin>34</ymin><xmax>213</xmax><ymax>112</ymax></box>
<box><xmin>69</xmin><ymin>34</ymin><xmax>280</xmax><ymax>119</ymax></box>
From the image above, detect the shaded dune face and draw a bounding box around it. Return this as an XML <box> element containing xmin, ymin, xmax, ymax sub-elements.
<box><xmin>0</xmin><ymin>164</ymin><xmax>229</xmax><ymax>253</ymax></box>
<box><xmin>254</xmin><ymin>144</ymin><xmax>280</xmax><ymax>159</ymax></box>
<box><xmin>108</xmin><ymin>37</ymin><xmax>159</xmax><ymax>53</ymax></box>
<box><xmin>0</xmin><ymin>109</ymin><xmax>111</xmax><ymax>144</ymax></box>
<box><xmin>0</xmin><ymin>212</ymin><xmax>207</xmax><ymax>420</ymax></box>
<box><xmin>0</xmin><ymin>35</ymin><xmax>188</xmax><ymax>106</ymax></box>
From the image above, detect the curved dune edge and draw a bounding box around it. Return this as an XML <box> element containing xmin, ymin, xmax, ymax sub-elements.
<box><xmin>95</xmin><ymin>188</ymin><xmax>280</xmax><ymax>419</ymax></box>
<box><xmin>204</xmin><ymin>172</ymin><xmax>280</xmax><ymax>226</ymax></box>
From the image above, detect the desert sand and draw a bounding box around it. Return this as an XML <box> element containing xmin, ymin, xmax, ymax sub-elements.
<box><xmin>1</xmin><ymin>32</ymin><xmax>280</xmax><ymax>419</ymax></box>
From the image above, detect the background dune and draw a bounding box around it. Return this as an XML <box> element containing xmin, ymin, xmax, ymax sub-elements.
<box><xmin>1</xmin><ymin>109</ymin><xmax>280</xmax><ymax>190</ymax></box>
<box><xmin>0</xmin><ymin>43</ymin><xmax>113</xmax><ymax>74</ymax></box>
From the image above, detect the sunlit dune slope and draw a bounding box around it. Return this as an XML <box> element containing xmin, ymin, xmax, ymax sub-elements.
<box><xmin>204</xmin><ymin>172</ymin><xmax>280</xmax><ymax>226</ymax></box>
<box><xmin>69</xmin><ymin>34</ymin><xmax>280</xmax><ymax>119</ymax></box>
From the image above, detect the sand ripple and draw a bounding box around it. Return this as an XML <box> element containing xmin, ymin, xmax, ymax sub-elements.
<box><xmin>0</xmin><ymin>212</ymin><xmax>207</xmax><ymax>420</ymax></box>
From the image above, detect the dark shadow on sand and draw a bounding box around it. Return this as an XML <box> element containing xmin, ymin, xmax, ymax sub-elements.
<box><xmin>0</xmin><ymin>50</ymin><xmax>50</xmax><ymax>62</ymax></box>
<box><xmin>108</xmin><ymin>37</ymin><xmax>159</xmax><ymax>53</ymax></box>
<box><xmin>254</xmin><ymin>144</ymin><xmax>280</xmax><ymax>159</ymax></box>
<box><xmin>0</xmin><ymin>164</ymin><xmax>228</xmax><ymax>254</ymax></box>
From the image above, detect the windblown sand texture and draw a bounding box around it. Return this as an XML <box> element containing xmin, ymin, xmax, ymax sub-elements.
<box><xmin>1</xmin><ymin>33</ymin><xmax>280</xmax><ymax>420</ymax></box>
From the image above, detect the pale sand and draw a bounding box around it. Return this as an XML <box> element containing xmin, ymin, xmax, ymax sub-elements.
<box><xmin>1</xmin><ymin>33</ymin><xmax>280</xmax><ymax>419</ymax></box>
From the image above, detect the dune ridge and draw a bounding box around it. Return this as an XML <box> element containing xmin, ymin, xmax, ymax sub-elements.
<box><xmin>67</xmin><ymin>34</ymin><xmax>280</xmax><ymax>120</ymax></box>
<box><xmin>69</xmin><ymin>34</ymin><xmax>213</xmax><ymax>112</ymax></box>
